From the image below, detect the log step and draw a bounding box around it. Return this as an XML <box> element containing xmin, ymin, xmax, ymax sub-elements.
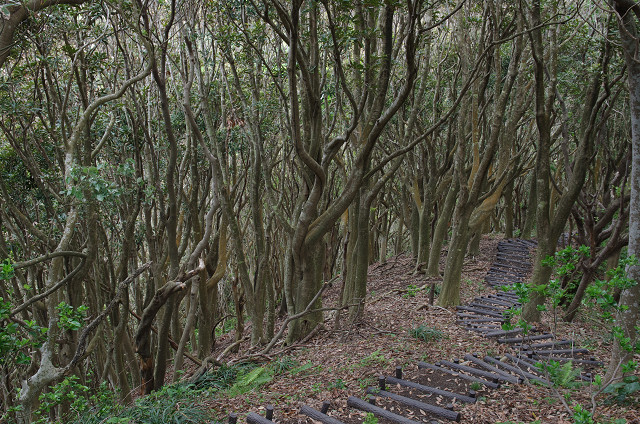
<box><xmin>456</xmin><ymin>306</ymin><xmax>506</xmax><ymax>318</ymax></box>
<box><xmin>365</xmin><ymin>388</ymin><xmax>461</xmax><ymax>422</ymax></box>
<box><xmin>462</xmin><ymin>355</ymin><xmax>521</xmax><ymax>384</ymax></box>
<box><xmin>417</xmin><ymin>361</ymin><xmax>500</xmax><ymax>389</ymax></box>
<box><xmin>384</xmin><ymin>376</ymin><xmax>476</xmax><ymax>404</ymax></box>
<box><xmin>524</xmin><ymin>348</ymin><xmax>590</xmax><ymax>356</ymax></box>
<box><xmin>347</xmin><ymin>396</ymin><xmax>422</xmax><ymax>424</ymax></box>
<box><xmin>482</xmin><ymin>356</ymin><xmax>550</xmax><ymax>386</ymax></box>
<box><xmin>498</xmin><ymin>333</ymin><xmax>554</xmax><ymax>344</ymax></box>
<box><xmin>247</xmin><ymin>412</ymin><xmax>273</xmax><ymax>424</ymax></box>
<box><xmin>436</xmin><ymin>360</ymin><xmax>503</xmax><ymax>383</ymax></box>
<box><xmin>519</xmin><ymin>354</ymin><xmax>604</xmax><ymax>366</ymax></box>
<box><xmin>299</xmin><ymin>405</ymin><xmax>346</xmax><ymax>424</ymax></box>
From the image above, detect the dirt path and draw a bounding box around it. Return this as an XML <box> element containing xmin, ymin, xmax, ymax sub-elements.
<box><xmin>200</xmin><ymin>236</ymin><xmax>637</xmax><ymax>424</ymax></box>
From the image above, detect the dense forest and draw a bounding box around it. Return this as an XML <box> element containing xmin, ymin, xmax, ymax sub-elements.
<box><xmin>1</xmin><ymin>0</ymin><xmax>640</xmax><ymax>423</ymax></box>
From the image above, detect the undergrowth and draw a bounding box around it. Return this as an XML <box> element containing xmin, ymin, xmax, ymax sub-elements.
<box><xmin>26</xmin><ymin>358</ymin><xmax>304</xmax><ymax>424</ymax></box>
<box><xmin>504</xmin><ymin>246</ymin><xmax>640</xmax><ymax>424</ymax></box>
<box><xmin>408</xmin><ymin>325</ymin><xmax>446</xmax><ymax>343</ymax></box>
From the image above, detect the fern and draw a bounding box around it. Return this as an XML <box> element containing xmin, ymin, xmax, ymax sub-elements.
<box><xmin>538</xmin><ymin>360</ymin><xmax>582</xmax><ymax>388</ymax></box>
<box><xmin>227</xmin><ymin>367</ymin><xmax>273</xmax><ymax>396</ymax></box>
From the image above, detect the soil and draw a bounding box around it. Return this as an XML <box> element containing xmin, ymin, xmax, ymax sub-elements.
<box><xmin>193</xmin><ymin>235</ymin><xmax>640</xmax><ymax>424</ymax></box>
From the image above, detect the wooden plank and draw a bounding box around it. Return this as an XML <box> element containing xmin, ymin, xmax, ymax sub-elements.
<box><xmin>468</xmin><ymin>302</ymin><xmax>506</xmax><ymax>312</ymax></box>
<box><xmin>504</xmin><ymin>353</ymin><xmax>543</xmax><ymax>372</ymax></box>
<box><xmin>523</xmin><ymin>340</ymin><xmax>573</xmax><ymax>349</ymax></box>
<box><xmin>490</xmin><ymin>293</ymin><xmax>519</xmax><ymax>300</ymax></box>
<box><xmin>485</xmin><ymin>328</ymin><xmax>536</xmax><ymax>338</ymax></box>
<box><xmin>521</xmin><ymin>354</ymin><xmax>604</xmax><ymax>366</ymax></box>
<box><xmin>456</xmin><ymin>313</ymin><xmax>505</xmax><ymax>321</ymax></box>
<box><xmin>525</xmin><ymin>348</ymin><xmax>590</xmax><ymax>355</ymax></box>
<box><xmin>465</xmin><ymin>324</ymin><xmax>501</xmax><ymax>331</ymax></box>
<box><xmin>472</xmin><ymin>298</ymin><xmax>519</xmax><ymax>308</ymax></box>
<box><xmin>457</xmin><ymin>318</ymin><xmax>506</xmax><ymax>324</ymax></box>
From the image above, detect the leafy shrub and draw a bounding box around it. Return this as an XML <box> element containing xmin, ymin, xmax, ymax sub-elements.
<box><xmin>603</xmin><ymin>374</ymin><xmax>640</xmax><ymax>404</ymax></box>
<box><xmin>34</xmin><ymin>376</ymin><xmax>90</xmax><ymax>424</ymax></box>
<box><xmin>122</xmin><ymin>383</ymin><xmax>209</xmax><ymax>424</ymax></box>
<box><xmin>403</xmin><ymin>284</ymin><xmax>422</xmax><ymax>298</ymax></box>
<box><xmin>69</xmin><ymin>381</ymin><xmax>209</xmax><ymax>424</ymax></box>
<box><xmin>572</xmin><ymin>403</ymin><xmax>594</xmax><ymax>424</ymax></box>
<box><xmin>68</xmin><ymin>363</ymin><xmax>270</xmax><ymax>424</ymax></box>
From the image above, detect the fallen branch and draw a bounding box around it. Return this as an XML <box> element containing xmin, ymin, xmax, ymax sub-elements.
<box><xmin>259</xmin><ymin>282</ymin><xmax>330</xmax><ymax>355</ymax></box>
<box><xmin>212</xmin><ymin>314</ymin><xmax>235</xmax><ymax>334</ymax></box>
<box><xmin>218</xmin><ymin>336</ymin><xmax>249</xmax><ymax>362</ymax></box>
<box><xmin>432</xmin><ymin>305</ymin><xmax>454</xmax><ymax>314</ymax></box>
<box><xmin>227</xmin><ymin>324</ymin><xmax>326</xmax><ymax>367</ymax></box>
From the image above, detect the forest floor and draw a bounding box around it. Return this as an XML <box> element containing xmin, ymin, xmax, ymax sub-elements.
<box><xmin>192</xmin><ymin>235</ymin><xmax>640</xmax><ymax>424</ymax></box>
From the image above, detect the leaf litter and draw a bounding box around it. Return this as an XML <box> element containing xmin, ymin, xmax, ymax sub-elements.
<box><xmin>191</xmin><ymin>236</ymin><xmax>639</xmax><ymax>424</ymax></box>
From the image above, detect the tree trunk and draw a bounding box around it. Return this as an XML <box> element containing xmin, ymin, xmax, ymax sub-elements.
<box><xmin>410</xmin><ymin>201</ymin><xmax>420</xmax><ymax>258</ymax></box>
<box><xmin>504</xmin><ymin>180</ymin><xmax>514</xmax><ymax>238</ymax></box>
<box><xmin>415</xmin><ymin>176</ymin><xmax>433</xmax><ymax>267</ymax></box>
<box><xmin>350</xmin><ymin>195</ymin><xmax>372</xmax><ymax>320</ymax></box>
<box><xmin>427</xmin><ymin>180</ymin><xmax>458</xmax><ymax>277</ymax></box>
<box><xmin>287</xmin><ymin>241</ymin><xmax>325</xmax><ymax>343</ymax></box>
<box><xmin>437</xmin><ymin>190</ymin><xmax>472</xmax><ymax>307</ymax></box>
<box><xmin>468</xmin><ymin>230</ymin><xmax>481</xmax><ymax>257</ymax></box>
<box><xmin>563</xmin><ymin>267</ymin><xmax>594</xmax><ymax>322</ymax></box>
<box><xmin>521</xmin><ymin>171</ymin><xmax>537</xmax><ymax>239</ymax></box>
<box><xmin>607</xmin><ymin>0</ymin><xmax>640</xmax><ymax>382</ymax></box>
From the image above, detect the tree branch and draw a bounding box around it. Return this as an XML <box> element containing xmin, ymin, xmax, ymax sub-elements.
<box><xmin>11</xmin><ymin>257</ymin><xmax>87</xmax><ymax>317</ymax></box>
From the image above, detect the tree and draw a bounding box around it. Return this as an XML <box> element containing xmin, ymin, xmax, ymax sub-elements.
<box><xmin>438</xmin><ymin>2</ymin><xmax>526</xmax><ymax>306</ymax></box>
<box><xmin>0</xmin><ymin>0</ymin><xmax>86</xmax><ymax>68</ymax></box>
<box><xmin>522</xmin><ymin>1</ymin><xmax>618</xmax><ymax>322</ymax></box>
<box><xmin>606</xmin><ymin>0</ymin><xmax>640</xmax><ymax>383</ymax></box>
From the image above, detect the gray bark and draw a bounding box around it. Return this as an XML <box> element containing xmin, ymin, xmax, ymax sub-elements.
<box><xmin>607</xmin><ymin>0</ymin><xmax>640</xmax><ymax>382</ymax></box>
